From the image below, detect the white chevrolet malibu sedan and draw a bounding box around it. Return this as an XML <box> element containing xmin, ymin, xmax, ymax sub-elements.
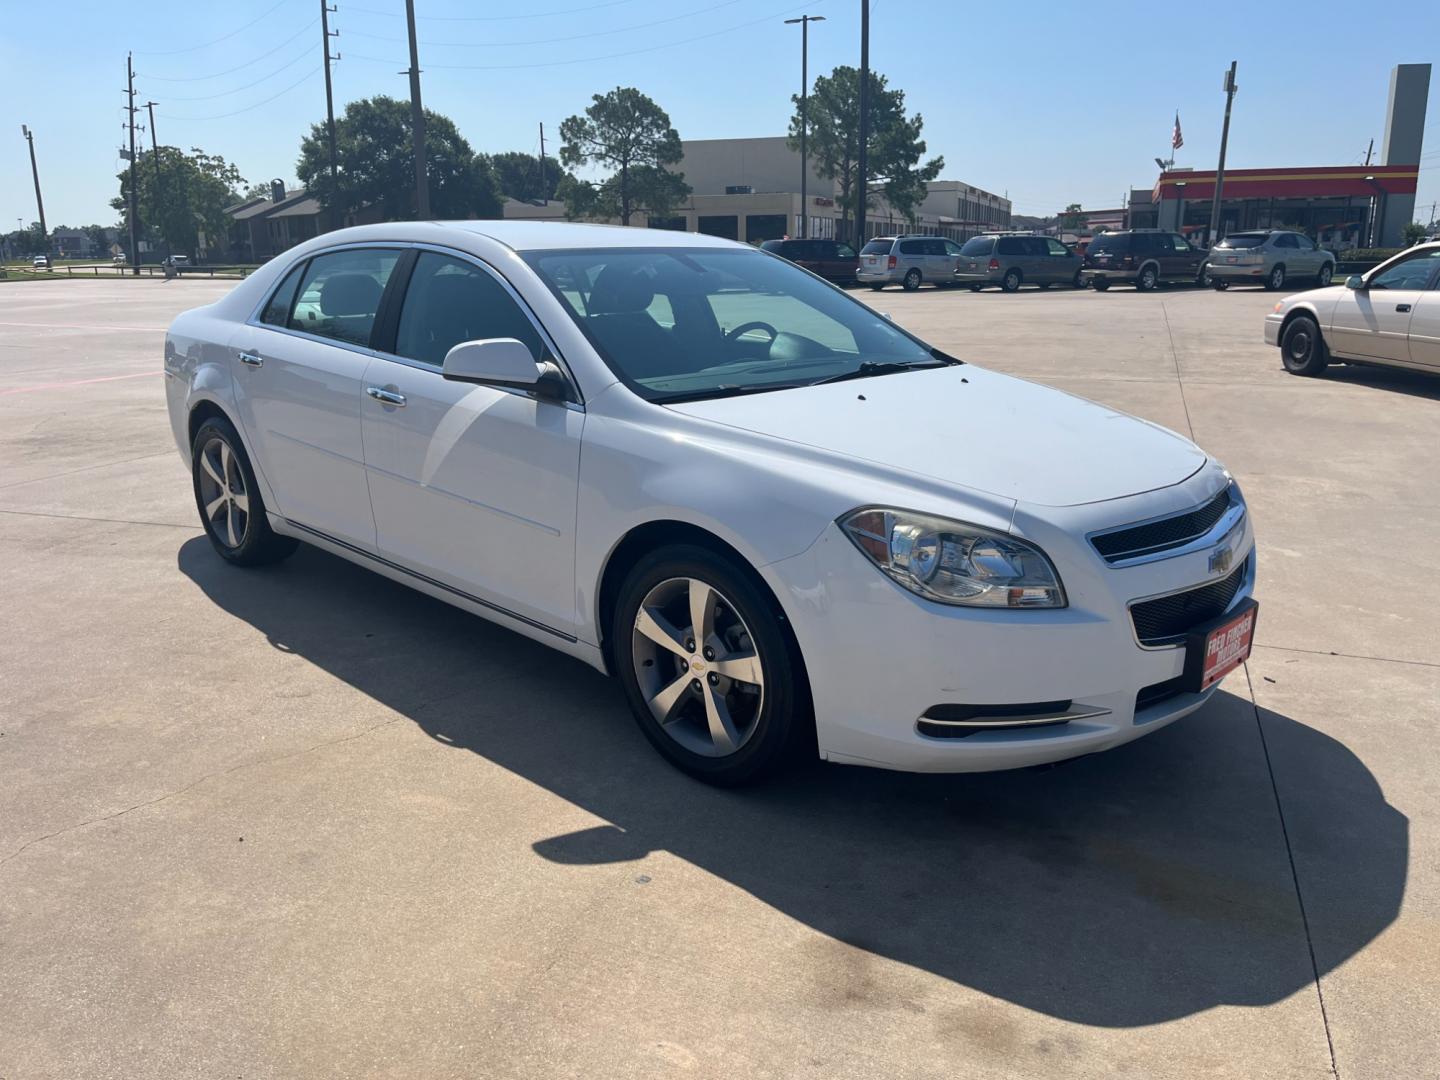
<box><xmin>165</xmin><ymin>222</ymin><xmax>1257</xmax><ymax>784</ymax></box>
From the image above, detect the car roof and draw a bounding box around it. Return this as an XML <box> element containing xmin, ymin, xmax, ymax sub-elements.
<box><xmin>433</xmin><ymin>220</ymin><xmax>747</xmax><ymax>252</ymax></box>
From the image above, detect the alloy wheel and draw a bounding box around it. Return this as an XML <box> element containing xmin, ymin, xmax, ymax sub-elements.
<box><xmin>197</xmin><ymin>435</ymin><xmax>249</xmax><ymax>549</ymax></box>
<box><xmin>630</xmin><ymin>576</ymin><xmax>765</xmax><ymax>758</ymax></box>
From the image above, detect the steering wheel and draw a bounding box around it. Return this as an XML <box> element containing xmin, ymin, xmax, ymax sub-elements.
<box><xmin>725</xmin><ymin>321</ymin><xmax>780</xmax><ymax>344</ymax></box>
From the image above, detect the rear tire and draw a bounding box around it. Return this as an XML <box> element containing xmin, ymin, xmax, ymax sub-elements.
<box><xmin>902</xmin><ymin>269</ymin><xmax>922</xmax><ymax>291</ymax></box>
<box><xmin>1135</xmin><ymin>264</ymin><xmax>1159</xmax><ymax>291</ymax></box>
<box><xmin>869</xmin><ymin>283</ymin><xmax>885</xmax><ymax>291</ymax></box>
<box><xmin>969</xmin><ymin>283</ymin><xmax>983</xmax><ymax>292</ymax></box>
<box><xmin>1316</xmin><ymin>263</ymin><xmax>1333</xmax><ymax>287</ymax></box>
<box><xmin>1212</xmin><ymin>279</ymin><xmax>1230</xmax><ymax>291</ymax></box>
<box><xmin>613</xmin><ymin>544</ymin><xmax>808</xmax><ymax>786</ymax></box>
<box><xmin>1002</xmin><ymin>268</ymin><xmax>1022</xmax><ymax>292</ymax></box>
<box><xmin>1280</xmin><ymin>315</ymin><xmax>1329</xmax><ymax>377</ymax></box>
<box><xmin>1092</xmin><ymin>277</ymin><xmax>1111</xmax><ymax>291</ymax></box>
<box><xmin>1266</xmin><ymin>264</ymin><xmax>1287</xmax><ymax>291</ymax></box>
<box><xmin>190</xmin><ymin>415</ymin><xmax>298</xmax><ymax>567</ymax></box>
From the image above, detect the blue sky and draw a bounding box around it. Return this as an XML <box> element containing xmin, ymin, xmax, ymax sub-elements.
<box><xmin>3</xmin><ymin>0</ymin><xmax>1438</xmax><ymax>229</ymax></box>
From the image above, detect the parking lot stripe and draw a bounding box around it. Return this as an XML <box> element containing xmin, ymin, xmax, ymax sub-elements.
<box><xmin>0</xmin><ymin>371</ymin><xmax>163</xmax><ymax>396</ymax></box>
<box><xmin>0</xmin><ymin>320</ymin><xmax>166</xmax><ymax>332</ymax></box>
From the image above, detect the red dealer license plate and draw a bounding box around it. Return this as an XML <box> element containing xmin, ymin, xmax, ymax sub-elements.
<box><xmin>1184</xmin><ymin>599</ymin><xmax>1258</xmax><ymax>692</ymax></box>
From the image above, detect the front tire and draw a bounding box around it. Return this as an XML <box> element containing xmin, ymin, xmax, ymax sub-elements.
<box><xmin>902</xmin><ymin>268</ymin><xmax>922</xmax><ymax>291</ymax></box>
<box><xmin>969</xmin><ymin>283</ymin><xmax>983</xmax><ymax>292</ymax></box>
<box><xmin>1280</xmin><ymin>315</ymin><xmax>1329</xmax><ymax>376</ymax></box>
<box><xmin>1196</xmin><ymin>264</ymin><xmax>1211</xmax><ymax>288</ymax></box>
<box><xmin>1092</xmin><ymin>277</ymin><xmax>1111</xmax><ymax>291</ymax></box>
<box><xmin>1072</xmin><ymin>269</ymin><xmax>1085</xmax><ymax>289</ymax></box>
<box><xmin>613</xmin><ymin>545</ymin><xmax>807</xmax><ymax>785</ymax></box>
<box><xmin>869</xmin><ymin>283</ymin><xmax>885</xmax><ymax>292</ymax></box>
<box><xmin>1212</xmin><ymin>279</ymin><xmax>1230</xmax><ymax>291</ymax></box>
<box><xmin>191</xmin><ymin>415</ymin><xmax>297</xmax><ymax>566</ymax></box>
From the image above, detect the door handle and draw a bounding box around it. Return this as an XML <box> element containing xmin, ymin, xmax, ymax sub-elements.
<box><xmin>1396</xmin><ymin>304</ymin><xmax>1412</xmax><ymax>313</ymax></box>
<box><xmin>237</xmin><ymin>351</ymin><xmax>263</xmax><ymax>367</ymax></box>
<box><xmin>366</xmin><ymin>386</ymin><xmax>406</xmax><ymax>407</ymax></box>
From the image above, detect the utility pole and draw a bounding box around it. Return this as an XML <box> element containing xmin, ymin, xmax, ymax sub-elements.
<box><xmin>403</xmin><ymin>0</ymin><xmax>430</xmax><ymax>219</ymax></box>
<box><xmin>20</xmin><ymin>125</ymin><xmax>47</xmax><ymax>247</ymax></box>
<box><xmin>538</xmin><ymin>121</ymin><xmax>547</xmax><ymax>200</ymax></box>
<box><xmin>1207</xmin><ymin>61</ymin><xmax>1237</xmax><ymax>247</ymax></box>
<box><xmin>125</xmin><ymin>53</ymin><xmax>141</xmax><ymax>275</ymax></box>
<box><xmin>855</xmin><ymin>0</ymin><xmax>869</xmax><ymax>247</ymax></box>
<box><xmin>320</xmin><ymin>0</ymin><xmax>340</xmax><ymax>230</ymax></box>
<box><xmin>1364</xmin><ymin>138</ymin><xmax>1373</xmax><ymax>167</ymax></box>
<box><xmin>785</xmin><ymin>14</ymin><xmax>825</xmax><ymax>239</ymax></box>
<box><xmin>144</xmin><ymin>101</ymin><xmax>169</xmax><ymax>259</ymax></box>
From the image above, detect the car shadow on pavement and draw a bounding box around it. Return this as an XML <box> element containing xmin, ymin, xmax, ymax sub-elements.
<box><xmin>179</xmin><ymin>538</ymin><xmax>1407</xmax><ymax>1029</ymax></box>
<box><xmin>1322</xmin><ymin>363</ymin><xmax>1440</xmax><ymax>401</ymax></box>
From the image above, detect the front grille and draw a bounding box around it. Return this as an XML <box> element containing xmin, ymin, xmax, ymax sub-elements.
<box><xmin>1092</xmin><ymin>487</ymin><xmax>1233</xmax><ymax>563</ymax></box>
<box><xmin>1130</xmin><ymin>558</ymin><xmax>1248</xmax><ymax>646</ymax></box>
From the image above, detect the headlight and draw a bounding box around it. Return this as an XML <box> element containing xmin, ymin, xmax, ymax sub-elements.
<box><xmin>839</xmin><ymin>508</ymin><xmax>1066</xmax><ymax>609</ymax></box>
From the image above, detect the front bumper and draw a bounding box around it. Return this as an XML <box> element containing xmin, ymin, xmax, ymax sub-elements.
<box><xmin>762</xmin><ymin>470</ymin><xmax>1256</xmax><ymax>773</ymax></box>
<box><xmin>1263</xmin><ymin>313</ymin><xmax>1284</xmax><ymax>346</ymax></box>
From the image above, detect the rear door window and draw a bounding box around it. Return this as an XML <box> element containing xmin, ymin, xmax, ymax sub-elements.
<box><xmin>289</xmin><ymin>248</ymin><xmax>401</xmax><ymax>347</ymax></box>
<box><xmin>997</xmin><ymin>237</ymin><xmax>1025</xmax><ymax>256</ymax></box>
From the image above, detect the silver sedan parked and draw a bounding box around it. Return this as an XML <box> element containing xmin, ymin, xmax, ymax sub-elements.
<box><xmin>1210</xmin><ymin>230</ymin><xmax>1334</xmax><ymax>291</ymax></box>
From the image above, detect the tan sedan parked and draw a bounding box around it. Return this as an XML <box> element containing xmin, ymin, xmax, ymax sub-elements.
<box><xmin>1264</xmin><ymin>242</ymin><xmax>1440</xmax><ymax>375</ymax></box>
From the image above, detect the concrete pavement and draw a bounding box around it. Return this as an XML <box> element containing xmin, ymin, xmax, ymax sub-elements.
<box><xmin>1</xmin><ymin>277</ymin><xmax>1435</xmax><ymax>1078</ymax></box>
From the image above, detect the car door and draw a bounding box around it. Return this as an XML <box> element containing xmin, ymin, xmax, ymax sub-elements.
<box><xmin>1291</xmin><ymin>233</ymin><xmax>1320</xmax><ymax>275</ymax></box>
<box><xmin>359</xmin><ymin>249</ymin><xmax>584</xmax><ymax>635</ymax></box>
<box><xmin>1040</xmin><ymin>238</ymin><xmax>1069</xmax><ymax>282</ymax></box>
<box><xmin>921</xmin><ymin>238</ymin><xmax>948</xmax><ymax>281</ymax></box>
<box><xmin>1327</xmin><ymin>251</ymin><xmax>1440</xmax><ymax>362</ymax></box>
<box><xmin>832</xmin><ymin>241</ymin><xmax>859</xmax><ymax>282</ymax></box>
<box><xmin>942</xmin><ymin>239</ymin><xmax>964</xmax><ymax>282</ymax></box>
<box><xmin>229</xmin><ymin>246</ymin><xmax>402</xmax><ymax>552</ymax></box>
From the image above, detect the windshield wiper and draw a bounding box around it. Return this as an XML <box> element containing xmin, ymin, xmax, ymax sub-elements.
<box><xmin>809</xmin><ymin>360</ymin><xmax>948</xmax><ymax>386</ymax></box>
<box><xmin>654</xmin><ymin>382</ymin><xmax>811</xmax><ymax>404</ymax></box>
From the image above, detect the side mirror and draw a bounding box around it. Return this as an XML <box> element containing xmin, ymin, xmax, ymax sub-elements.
<box><xmin>442</xmin><ymin>338</ymin><xmax>568</xmax><ymax>400</ymax></box>
<box><xmin>1344</xmin><ymin>275</ymin><xmax>1365</xmax><ymax>290</ymax></box>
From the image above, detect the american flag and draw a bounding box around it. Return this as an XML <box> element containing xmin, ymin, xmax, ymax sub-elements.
<box><xmin>1172</xmin><ymin>112</ymin><xmax>1184</xmax><ymax>151</ymax></box>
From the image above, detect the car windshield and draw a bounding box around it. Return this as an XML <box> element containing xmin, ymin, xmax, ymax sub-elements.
<box><xmin>1216</xmin><ymin>234</ymin><xmax>1266</xmax><ymax>249</ymax></box>
<box><xmin>860</xmin><ymin>240</ymin><xmax>893</xmax><ymax>256</ymax></box>
<box><xmin>526</xmin><ymin>247</ymin><xmax>948</xmax><ymax>402</ymax></box>
<box><xmin>959</xmin><ymin>237</ymin><xmax>993</xmax><ymax>255</ymax></box>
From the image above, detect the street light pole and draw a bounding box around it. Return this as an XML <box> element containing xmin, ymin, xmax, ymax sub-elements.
<box><xmin>20</xmin><ymin>125</ymin><xmax>47</xmax><ymax>249</ymax></box>
<box><xmin>855</xmin><ymin>0</ymin><xmax>869</xmax><ymax>247</ymax></box>
<box><xmin>785</xmin><ymin>14</ymin><xmax>825</xmax><ymax>239</ymax></box>
<box><xmin>1207</xmin><ymin>61</ymin><xmax>1238</xmax><ymax>246</ymax></box>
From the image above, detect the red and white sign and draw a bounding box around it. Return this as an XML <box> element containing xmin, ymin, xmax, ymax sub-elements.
<box><xmin>1199</xmin><ymin>606</ymin><xmax>1255</xmax><ymax>690</ymax></box>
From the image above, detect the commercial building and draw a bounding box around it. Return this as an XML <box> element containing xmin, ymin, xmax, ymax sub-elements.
<box><xmin>1139</xmin><ymin>63</ymin><xmax>1429</xmax><ymax>248</ymax></box>
<box><xmin>504</xmin><ymin>136</ymin><xmax>1011</xmax><ymax>244</ymax></box>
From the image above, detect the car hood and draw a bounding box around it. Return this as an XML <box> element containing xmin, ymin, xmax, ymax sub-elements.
<box><xmin>666</xmin><ymin>365</ymin><xmax>1207</xmax><ymax>507</ymax></box>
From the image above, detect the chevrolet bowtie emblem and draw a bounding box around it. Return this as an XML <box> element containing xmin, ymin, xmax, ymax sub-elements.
<box><xmin>1209</xmin><ymin>545</ymin><xmax>1233</xmax><ymax>576</ymax></box>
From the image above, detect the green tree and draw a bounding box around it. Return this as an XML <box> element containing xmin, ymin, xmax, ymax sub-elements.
<box><xmin>790</xmin><ymin>66</ymin><xmax>942</xmax><ymax>230</ymax></box>
<box><xmin>489</xmin><ymin>150</ymin><xmax>569</xmax><ymax>203</ymax></box>
<box><xmin>1060</xmin><ymin>203</ymin><xmax>1084</xmax><ymax>230</ymax></box>
<box><xmin>296</xmin><ymin>96</ymin><xmax>501</xmax><ymax>221</ymax></box>
<box><xmin>559</xmin><ymin>87</ymin><xmax>689</xmax><ymax>225</ymax></box>
<box><xmin>112</xmin><ymin>146</ymin><xmax>245</xmax><ymax>259</ymax></box>
<box><xmin>1402</xmin><ymin>221</ymin><xmax>1427</xmax><ymax>246</ymax></box>
<box><xmin>4</xmin><ymin>223</ymin><xmax>45</xmax><ymax>257</ymax></box>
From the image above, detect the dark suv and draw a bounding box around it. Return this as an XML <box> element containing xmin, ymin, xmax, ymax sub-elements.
<box><xmin>1083</xmin><ymin>230</ymin><xmax>1209</xmax><ymax>291</ymax></box>
<box><xmin>759</xmin><ymin>238</ymin><xmax>859</xmax><ymax>285</ymax></box>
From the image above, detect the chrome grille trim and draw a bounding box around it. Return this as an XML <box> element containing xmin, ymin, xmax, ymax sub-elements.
<box><xmin>1089</xmin><ymin>484</ymin><xmax>1244</xmax><ymax>567</ymax></box>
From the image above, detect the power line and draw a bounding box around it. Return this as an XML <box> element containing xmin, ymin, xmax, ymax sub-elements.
<box><xmin>159</xmin><ymin>67</ymin><xmax>323</xmax><ymax>122</ymax></box>
<box><xmin>144</xmin><ymin>40</ymin><xmax>314</xmax><ymax>102</ymax></box>
<box><xmin>140</xmin><ymin>18</ymin><xmax>319</xmax><ymax>82</ymax></box>
<box><xmin>343</xmin><ymin>0</ymin><xmax>748</xmax><ymax>48</ymax></box>
<box><xmin>346</xmin><ymin>0</ymin><xmax>824</xmax><ymax>71</ymax></box>
<box><xmin>345</xmin><ymin>0</ymin><xmax>642</xmax><ymax>21</ymax></box>
<box><xmin>135</xmin><ymin>0</ymin><xmax>293</xmax><ymax>55</ymax></box>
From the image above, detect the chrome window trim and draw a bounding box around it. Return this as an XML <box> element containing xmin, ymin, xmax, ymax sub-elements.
<box><xmin>244</xmin><ymin>239</ymin><xmax>585</xmax><ymax>410</ymax></box>
<box><xmin>1124</xmin><ymin>554</ymin><xmax>1255</xmax><ymax>652</ymax></box>
<box><xmin>1088</xmin><ymin>482</ymin><xmax>1244</xmax><ymax>568</ymax></box>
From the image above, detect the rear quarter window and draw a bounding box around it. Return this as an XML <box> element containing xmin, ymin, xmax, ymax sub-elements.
<box><xmin>861</xmin><ymin>240</ymin><xmax>893</xmax><ymax>256</ymax></box>
<box><xmin>1089</xmin><ymin>235</ymin><xmax>1130</xmax><ymax>253</ymax></box>
<box><xmin>898</xmin><ymin>240</ymin><xmax>925</xmax><ymax>255</ymax></box>
<box><xmin>996</xmin><ymin>237</ymin><xmax>1025</xmax><ymax>255</ymax></box>
<box><xmin>960</xmin><ymin>237</ymin><xmax>994</xmax><ymax>256</ymax></box>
